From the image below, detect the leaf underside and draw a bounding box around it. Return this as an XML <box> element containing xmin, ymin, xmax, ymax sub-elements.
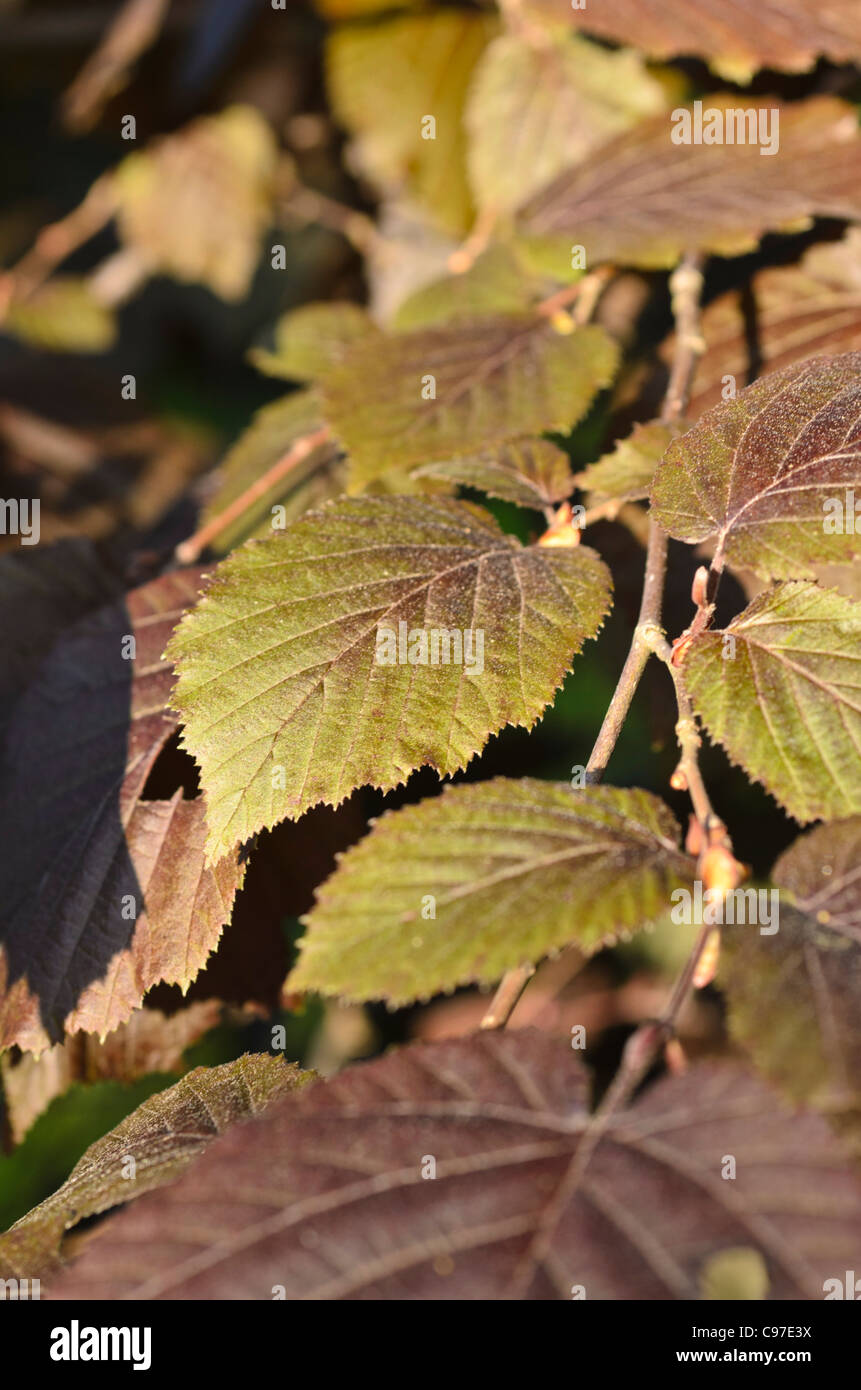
<box><xmin>45</xmin><ymin>1032</ymin><xmax>861</xmax><ymax>1301</ymax></box>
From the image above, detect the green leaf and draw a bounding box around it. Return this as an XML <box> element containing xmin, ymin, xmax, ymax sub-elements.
<box><xmin>465</xmin><ymin>33</ymin><xmax>665</xmax><ymax>214</ymax></box>
<box><xmin>166</xmin><ymin>497</ymin><xmax>612</xmax><ymax>861</ymax></box>
<box><xmin>412</xmin><ymin>437</ymin><xmax>575</xmax><ymax>510</ymax></box>
<box><xmin>326</xmin><ymin>10</ymin><xmax>497</xmax><ymax>235</ymax></box>
<box><xmin>248</xmin><ymin>302</ymin><xmax>380</xmax><ymax>382</ymax></box>
<box><xmin>722</xmin><ymin>818</ymin><xmax>861</xmax><ymax>1136</ymax></box>
<box><xmin>519</xmin><ymin>96</ymin><xmax>861</xmax><ymax>269</ymax></box>
<box><xmin>288</xmin><ymin>779</ymin><xmax>693</xmax><ymax>1004</ymax></box>
<box><xmin>393</xmin><ymin>245</ymin><xmax>537</xmax><ymax>330</ymax></box>
<box><xmin>321</xmin><ymin>314</ymin><xmax>618</xmax><ymax>489</ymax></box>
<box><xmin>0</xmin><ymin>1054</ymin><xmax>307</xmax><ymax>1283</ymax></box>
<box><xmin>576</xmin><ymin>420</ymin><xmax>682</xmax><ymax>505</ymax></box>
<box><xmin>3</xmin><ymin>278</ymin><xmax>117</xmax><ymax>353</ymax></box>
<box><xmin>201</xmin><ymin>391</ymin><xmax>345</xmax><ymax>554</ymax></box>
<box><xmin>651</xmin><ymin>353</ymin><xmax>861</xmax><ymax>578</ymax></box>
<box><xmin>685</xmin><ymin>582</ymin><xmax>861</xmax><ymax>824</ymax></box>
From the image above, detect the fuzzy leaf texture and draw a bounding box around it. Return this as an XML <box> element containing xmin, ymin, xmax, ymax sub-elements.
<box><xmin>322</xmin><ymin>315</ymin><xmax>618</xmax><ymax>489</ymax></box>
<box><xmin>651</xmin><ymin>353</ymin><xmax>861</xmax><ymax>577</ymax></box>
<box><xmin>167</xmin><ymin>498</ymin><xmax>612</xmax><ymax>861</ymax></box>
<box><xmin>411</xmin><ymin>438</ymin><xmax>576</xmax><ymax>510</ymax></box>
<box><xmin>0</xmin><ymin>1054</ymin><xmax>305</xmax><ymax>1283</ymax></box>
<box><xmin>684</xmin><ymin>582</ymin><xmax>861</xmax><ymax>824</ymax></box>
<box><xmin>288</xmin><ymin>780</ymin><xmax>694</xmax><ymax>1004</ymax></box>
<box><xmin>45</xmin><ymin>1033</ymin><xmax>861</xmax><ymax>1300</ymax></box>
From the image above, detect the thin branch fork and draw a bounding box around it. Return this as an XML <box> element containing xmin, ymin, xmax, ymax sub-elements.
<box><xmin>481</xmin><ymin>251</ymin><xmax>706</xmax><ymax>1032</ymax></box>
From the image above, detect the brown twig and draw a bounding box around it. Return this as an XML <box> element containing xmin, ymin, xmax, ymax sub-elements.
<box><xmin>0</xmin><ymin>174</ymin><xmax>117</xmax><ymax>313</ymax></box>
<box><xmin>175</xmin><ymin>425</ymin><xmax>334</xmax><ymax>565</ymax></box>
<box><xmin>61</xmin><ymin>0</ymin><xmax>171</xmax><ymax>133</ymax></box>
<box><xmin>481</xmin><ymin>252</ymin><xmax>705</xmax><ymax>1031</ymax></box>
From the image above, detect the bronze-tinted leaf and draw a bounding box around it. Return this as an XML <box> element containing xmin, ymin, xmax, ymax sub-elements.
<box><xmin>722</xmin><ymin>818</ymin><xmax>861</xmax><ymax>1133</ymax></box>
<box><xmin>321</xmin><ymin>314</ymin><xmax>618</xmax><ymax>488</ymax></box>
<box><xmin>662</xmin><ymin>230</ymin><xmax>861</xmax><ymax>420</ymax></box>
<box><xmin>525</xmin><ymin>0</ymin><xmax>861</xmax><ymax>78</ymax></box>
<box><xmin>45</xmin><ymin>1033</ymin><xmax>861</xmax><ymax>1300</ymax></box>
<box><xmin>651</xmin><ymin>354</ymin><xmax>861</xmax><ymax>578</ymax></box>
<box><xmin>520</xmin><ymin>97</ymin><xmax>861</xmax><ymax>269</ymax></box>
<box><xmin>0</xmin><ymin>569</ymin><xmax>244</xmax><ymax>1053</ymax></box>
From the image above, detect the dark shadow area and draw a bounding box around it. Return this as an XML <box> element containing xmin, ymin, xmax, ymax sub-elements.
<box><xmin>0</xmin><ymin>564</ymin><xmax>145</xmax><ymax>1045</ymax></box>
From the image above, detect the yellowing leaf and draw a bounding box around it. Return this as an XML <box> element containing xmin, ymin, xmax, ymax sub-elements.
<box><xmin>393</xmin><ymin>245</ymin><xmax>537</xmax><ymax>330</ymax></box>
<box><xmin>3</xmin><ymin>278</ymin><xmax>116</xmax><ymax>353</ymax></box>
<box><xmin>699</xmin><ymin>1248</ymin><xmax>769</xmax><ymax>1301</ymax></box>
<box><xmin>685</xmin><ymin>582</ymin><xmax>861</xmax><ymax>825</ymax></box>
<box><xmin>114</xmin><ymin>106</ymin><xmax>278</xmax><ymax>300</ymax></box>
<box><xmin>326</xmin><ymin>11</ymin><xmax>497</xmax><ymax>235</ymax></box>
<box><xmin>249</xmin><ymin>302</ymin><xmax>381</xmax><ymax>381</ymax></box>
<box><xmin>465</xmin><ymin>33</ymin><xmax>666</xmax><ymax>214</ymax></box>
<box><xmin>289</xmin><ymin>779</ymin><xmax>693</xmax><ymax>1004</ymax></box>
<box><xmin>166</xmin><ymin>497</ymin><xmax>612</xmax><ymax>860</ymax></box>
